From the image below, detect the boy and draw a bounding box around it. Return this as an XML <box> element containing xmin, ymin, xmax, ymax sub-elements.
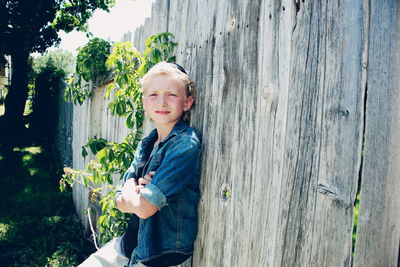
<box><xmin>79</xmin><ymin>62</ymin><xmax>201</xmax><ymax>267</ymax></box>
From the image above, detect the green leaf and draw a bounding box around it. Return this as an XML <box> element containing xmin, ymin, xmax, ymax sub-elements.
<box><xmin>82</xmin><ymin>146</ymin><xmax>88</xmax><ymax>158</ymax></box>
<box><xmin>87</xmin><ymin>136</ymin><xmax>107</xmax><ymax>154</ymax></box>
<box><xmin>93</xmin><ymin>170</ymin><xmax>100</xmax><ymax>184</ymax></box>
<box><xmin>98</xmin><ymin>148</ymin><xmax>108</xmax><ymax>165</ymax></box>
<box><xmin>116</xmin><ymin>101</ymin><xmax>126</xmax><ymax>115</ymax></box>
<box><xmin>59</xmin><ymin>179</ymin><xmax>66</xmax><ymax>192</ymax></box>
<box><xmin>82</xmin><ymin>176</ymin><xmax>89</xmax><ymax>187</ymax></box>
<box><xmin>167</xmin><ymin>56</ymin><xmax>176</xmax><ymax>63</ymax></box>
<box><xmin>126</xmin><ymin>113</ymin><xmax>134</xmax><ymax>129</ymax></box>
<box><xmin>106</xmin><ymin>173</ymin><xmax>113</xmax><ymax>184</ymax></box>
<box><xmin>108</xmin><ymin>149</ymin><xmax>115</xmax><ymax>162</ymax></box>
<box><xmin>98</xmin><ymin>215</ymin><xmax>106</xmax><ymax>225</ymax></box>
<box><xmin>149</xmin><ymin>48</ymin><xmax>162</xmax><ymax>63</ymax></box>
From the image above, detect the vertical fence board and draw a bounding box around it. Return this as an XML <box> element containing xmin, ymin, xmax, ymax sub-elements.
<box><xmin>272</xmin><ymin>1</ymin><xmax>365</xmax><ymax>266</ymax></box>
<box><xmin>249</xmin><ymin>0</ymin><xmax>294</xmax><ymax>265</ymax></box>
<box><xmin>187</xmin><ymin>0</ymin><xmax>263</xmax><ymax>265</ymax></box>
<box><xmin>354</xmin><ymin>1</ymin><xmax>400</xmax><ymax>266</ymax></box>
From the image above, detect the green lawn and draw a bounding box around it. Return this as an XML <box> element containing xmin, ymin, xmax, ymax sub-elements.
<box><xmin>0</xmin><ymin>146</ymin><xmax>95</xmax><ymax>267</ymax></box>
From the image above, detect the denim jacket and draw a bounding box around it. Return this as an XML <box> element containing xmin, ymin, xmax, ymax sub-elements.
<box><xmin>117</xmin><ymin>120</ymin><xmax>202</xmax><ymax>266</ymax></box>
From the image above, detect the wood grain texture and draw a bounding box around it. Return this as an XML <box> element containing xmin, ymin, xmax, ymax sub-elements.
<box><xmin>68</xmin><ymin>0</ymin><xmax>400</xmax><ymax>265</ymax></box>
<box><xmin>274</xmin><ymin>1</ymin><xmax>365</xmax><ymax>266</ymax></box>
<box><xmin>354</xmin><ymin>1</ymin><xmax>400</xmax><ymax>266</ymax></box>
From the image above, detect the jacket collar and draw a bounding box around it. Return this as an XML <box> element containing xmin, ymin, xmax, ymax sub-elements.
<box><xmin>142</xmin><ymin>119</ymin><xmax>188</xmax><ymax>146</ymax></box>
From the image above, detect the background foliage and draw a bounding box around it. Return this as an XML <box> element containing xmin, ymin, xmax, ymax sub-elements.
<box><xmin>27</xmin><ymin>49</ymin><xmax>74</xmax><ymax>145</ymax></box>
<box><xmin>75</xmin><ymin>38</ymin><xmax>112</xmax><ymax>86</ymax></box>
<box><xmin>32</xmin><ymin>49</ymin><xmax>75</xmax><ymax>78</ymax></box>
<box><xmin>0</xmin><ymin>0</ymin><xmax>116</xmax><ymax>147</ymax></box>
<box><xmin>0</xmin><ymin>0</ymin><xmax>115</xmax><ymax>55</ymax></box>
<box><xmin>66</xmin><ymin>37</ymin><xmax>112</xmax><ymax>105</ymax></box>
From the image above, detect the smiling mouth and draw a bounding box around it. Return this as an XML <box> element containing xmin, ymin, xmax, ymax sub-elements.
<box><xmin>155</xmin><ymin>111</ymin><xmax>170</xmax><ymax>115</ymax></box>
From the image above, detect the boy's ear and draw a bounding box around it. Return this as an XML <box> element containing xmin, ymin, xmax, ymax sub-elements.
<box><xmin>184</xmin><ymin>96</ymin><xmax>194</xmax><ymax>111</ymax></box>
<box><xmin>142</xmin><ymin>96</ymin><xmax>147</xmax><ymax>111</ymax></box>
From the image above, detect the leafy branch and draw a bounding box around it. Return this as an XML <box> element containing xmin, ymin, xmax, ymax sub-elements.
<box><xmin>65</xmin><ymin>37</ymin><xmax>112</xmax><ymax>105</ymax></box>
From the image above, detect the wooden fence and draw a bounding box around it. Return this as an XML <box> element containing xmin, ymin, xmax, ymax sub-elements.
<box><xmin>69</xmin><ymin>0</ymin><xmax>400</xmax><ymax>266</ymax></box>
<box><xmin>70</xmin><ymin>82</ymin><xmax>131</xmax><ymax>230</ymax></box>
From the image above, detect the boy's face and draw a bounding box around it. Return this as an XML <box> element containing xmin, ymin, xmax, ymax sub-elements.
<box><xmin>142</xmin><ymin>74</ymin><xmax>193</xmax><ymax>128</ymax></box>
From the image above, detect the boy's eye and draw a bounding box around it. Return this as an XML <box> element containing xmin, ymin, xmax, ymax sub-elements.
<box><xmin>149</xmin><ymin>93</ymin><xmax>157</xmax><ymax>96</ymax></box>
<box><xmin>169</xmin><ymin>93</ymin><xmax>177</xmax><ymax>96</ymax></box>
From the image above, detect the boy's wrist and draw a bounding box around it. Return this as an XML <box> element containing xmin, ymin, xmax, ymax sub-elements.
<box><xmin>140</xmin><ymin>183</ymin><xmax>167</xmax><ymax>210</ymax></box>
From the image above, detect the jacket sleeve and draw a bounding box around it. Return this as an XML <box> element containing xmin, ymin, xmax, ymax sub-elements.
<box><xmin>139</xmin><ymin>134</ymin><xmax>201</xmax><ymax>210</ymax></box>
<box><xmin>116</xmin><ymin>141</ymin><xmax>142</xmax><ymax>197</ymax></box>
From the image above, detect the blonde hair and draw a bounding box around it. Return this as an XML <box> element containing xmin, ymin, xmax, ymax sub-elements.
<box><xmin>141</xmin><ymin>61</ymin><xmax>196</xmax><ymax>122</ymax></box>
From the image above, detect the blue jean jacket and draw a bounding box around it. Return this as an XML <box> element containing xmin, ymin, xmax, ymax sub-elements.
<box><xmin>117</xmin><ymin>120</ymin><xmax>202</xmax><ymax>266</ymax></box>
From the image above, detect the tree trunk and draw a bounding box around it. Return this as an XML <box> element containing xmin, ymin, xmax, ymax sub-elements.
<box><xmin>3</xmin><ymin>51</ymin><xmax>30</xmax><ymax>122</ymax></box>
<box><xmin>1</xmin><ymin>50</ymin><xmax>30</xmax><ymax>147</ymax></box>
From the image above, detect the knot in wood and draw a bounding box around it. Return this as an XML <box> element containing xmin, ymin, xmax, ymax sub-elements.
<box><xmin>339</xmin><ymin>107</ymin><xmax>349</xmax><ymax>118</ymax></box>
<box><xmin>261</xmin><ymin>85</ymin><xmax>274</xmax><ymax>101</ymax></box>
<box><xmin>317</xmin><ymin>183</ymin><xmax>352</xmax><ymax>209</ymax></box>
<box><xmin>228</xmin><ymin>16</ymin><xmax>236</xmax><ymax>32</ymax></box>
<box><xmin>317</xmin><ymin>183</ymin><xmax>340</xmax><ymax>200</ymax></box>
<box><xmin>329</xmin><ymin>105</ymin><xmax>350</xmax><ymax>119</ymax></box>
<box><xmin>220</xmin><ymin>183</ymin><xmax>231</xmax><ymax>203</ymax></box>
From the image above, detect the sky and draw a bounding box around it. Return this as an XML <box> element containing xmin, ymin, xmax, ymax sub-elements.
<box><xmin>57</xmin><ymin>0</ymin><xmax>156</xmax><ymax>54</ymax></box>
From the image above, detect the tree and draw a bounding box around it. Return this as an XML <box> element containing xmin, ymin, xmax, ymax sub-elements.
<box><xmin>0</xmin><ymin>0</ymin><xmax>115</xmax><ymax>144</ymax></box>
<box><xmin>32</xmin><ymin>48</ymin><xmax>75</xmax><ymax>78</ymax></box>
<box><xmin>29</xmin><ymin>49</ymin><xmax>75</xmax><ymax>144</ymax></box>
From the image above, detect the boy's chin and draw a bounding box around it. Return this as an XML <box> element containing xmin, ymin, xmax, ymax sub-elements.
<box><xmin>151</xmin><ymin>118</ymin><xmax>181</xmax><ymax>126</ymax></box>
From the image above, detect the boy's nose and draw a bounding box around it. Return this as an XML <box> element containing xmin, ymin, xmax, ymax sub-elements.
<box><xmin>157</xmin><ymin>95</ymin><xmax>167</xmax><ymax>106</ymax></box>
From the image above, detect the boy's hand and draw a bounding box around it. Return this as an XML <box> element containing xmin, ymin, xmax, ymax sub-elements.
<box><xmin>117</xmin><ymin>174</ymin><xmax>158</xmax><ymax>217</ymax></box>
<box><xmin>136</xmin><ymin>171</ymin><xmax>155</xmax><ymax>193</ymax></box>
<box><xmin>120</xmin><ymin>178</ymin><xmax>138</xmax><ymax>197</ymax></box>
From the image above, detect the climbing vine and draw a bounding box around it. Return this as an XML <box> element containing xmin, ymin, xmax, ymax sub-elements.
<box><xmin>60</xmin><ymin>32</ymin><xmax>177</xmax><ymax>244</ymax></box>
<box><xmin>65</xmin><ymin>37</ymin><xmax>112</xmax><ymax>105</ymax></box>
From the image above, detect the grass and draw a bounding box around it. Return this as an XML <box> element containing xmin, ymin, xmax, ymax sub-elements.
<box><xmin>0</xmin><ymin>145</ymin><xmax>96</xmax><ymax>267</ymax></box>
<box><xmin>352</xmin><ymin>192</ymin><xmax>360</xmax><ymax>254</ymax></box>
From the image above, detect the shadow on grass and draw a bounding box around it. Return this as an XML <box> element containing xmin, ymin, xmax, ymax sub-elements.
<box><xmin>0</xmin><ymin>145</ymin><xmax>95</xmax><ymax>267</ymax></box>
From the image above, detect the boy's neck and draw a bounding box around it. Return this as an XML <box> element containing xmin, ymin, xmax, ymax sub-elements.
<box><xmin>155</xmin><ymin>123</ymin><xmax>175</xmax><ymax>143</ymax></box>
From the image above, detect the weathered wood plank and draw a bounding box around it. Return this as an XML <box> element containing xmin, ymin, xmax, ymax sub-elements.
<box><xmin>188</xmin><ymin>0</ymin><xmax>265</xmax><ymax>265</ymax></box>
<box><xmin>272</xmin><ymin>1</ymin><xmax>365</xmax><ymax>266</ymax></box>
<box><xmin>354</xmin><ymin>0</ymin><xmax>400</xmax><ymax>266</ymax></box>
<box><xmin>250</xmin><ymin>0</ymin><xmax>296</xmax><ymax>266</ymax></box>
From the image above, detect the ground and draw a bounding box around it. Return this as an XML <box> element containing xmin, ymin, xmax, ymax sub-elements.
<box><xmin>0</xmin><ymin>145</ymin><xmax>96</xmax><ymax>267</ymax></box>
